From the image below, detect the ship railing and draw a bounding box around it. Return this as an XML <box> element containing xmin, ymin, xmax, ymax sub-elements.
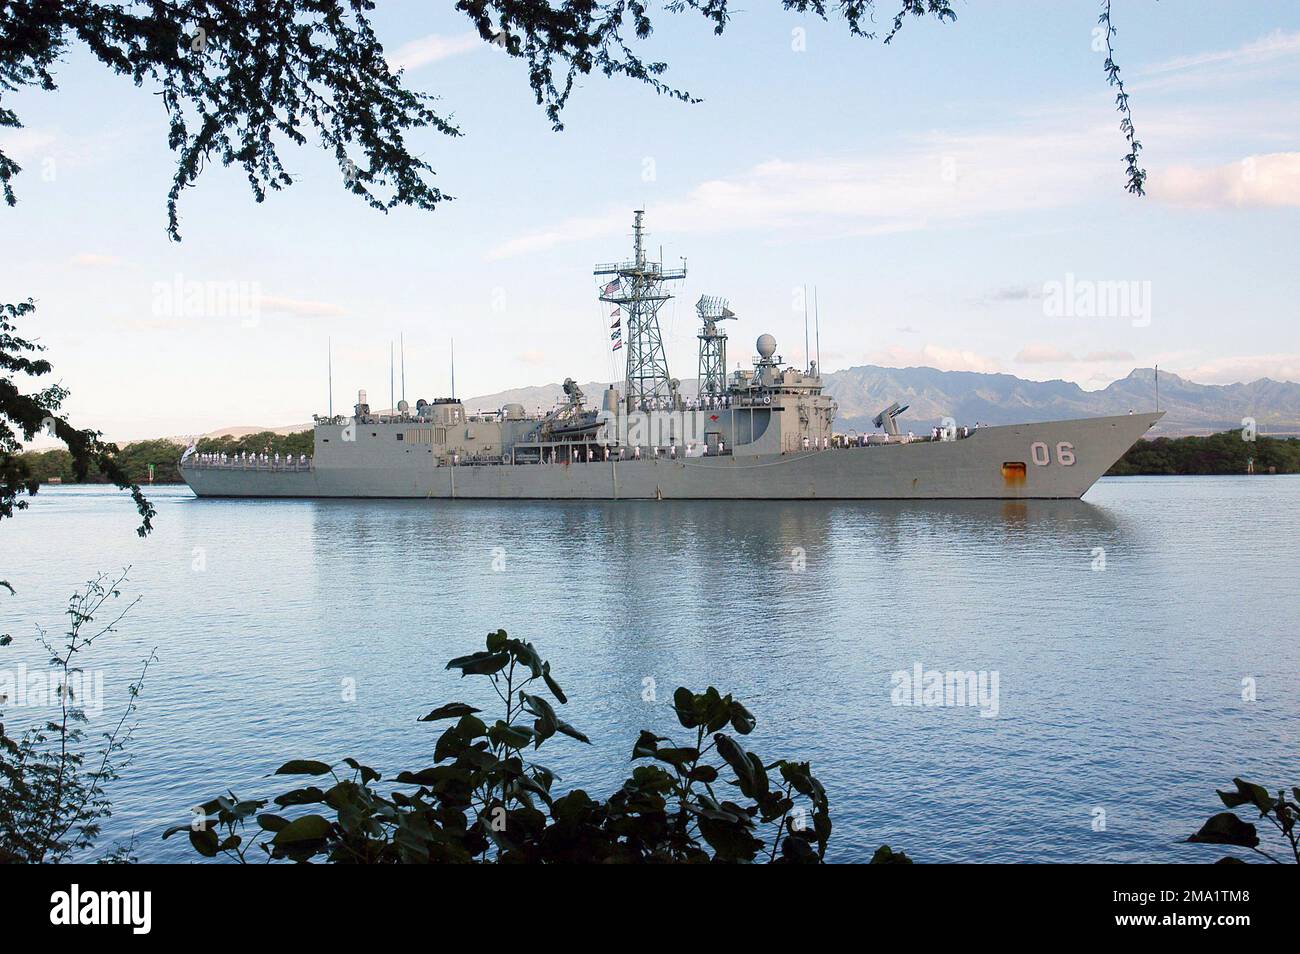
<box><xmin>183</xmin><ymin>457</ymin><xmax>314</xmax><ymax>472</ymax></box>
<box><xmin>829</xmin><ymin>430</ymin><xmax>975</xmax><ymax>449</ymax></box>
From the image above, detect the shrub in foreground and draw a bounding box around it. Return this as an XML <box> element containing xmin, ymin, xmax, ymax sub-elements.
<box><xmin>1187</xmin><ymin>777</ymin><xmax>1299</xmax><ymax>864</ymax></box>
<box><xmin>169</xmin><ymin>630</ymin><xmax>909</xmax><ymax>864</ymax></box>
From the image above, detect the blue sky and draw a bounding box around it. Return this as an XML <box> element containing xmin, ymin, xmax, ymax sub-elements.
<box><xmin>4</xmin><ymin>0</ymin><xmax>1300</xmax><ymax>440</ymax></box>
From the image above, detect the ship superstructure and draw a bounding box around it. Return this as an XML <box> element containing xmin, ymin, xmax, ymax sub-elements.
<box><xmin>181</xmin><ymin>212</ymin><xmax>1162</xmax><ymax>500</ymax></box>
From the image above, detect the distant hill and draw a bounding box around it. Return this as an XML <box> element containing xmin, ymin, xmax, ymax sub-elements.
<box><xmin>159</xmin><ymin>423</ymin><xmax>312</xmax><ymax>446</ymax></box>
<box><xmin>822</xmin><ymin>367</ymin><xmax>1300</xmax><ymax>436</ymax></box>
<box><xmin>460</xmin><ymin>368</ymin><xmax>1300</xmax><ymax>437</ymax></box>
<box><xmin>147</xmin><ymin>367</ymin><xmax>1300</xmax><ymax>443</ymax></box>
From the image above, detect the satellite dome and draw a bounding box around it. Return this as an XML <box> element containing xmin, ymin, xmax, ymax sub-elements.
<box><xmin>756</xmin><ymin>334</ymin><xmax>777</xmax><ymax>359</ymax></box>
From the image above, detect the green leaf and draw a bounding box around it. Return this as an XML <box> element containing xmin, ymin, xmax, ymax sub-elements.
<box><xmin>870</xmin><ymin>844</ymin><xmax>913</xmax><ymax>864</ymax></box>
<box><xmin>556</xmin><ymin>719</ymin><xmax>591</xmax><ymax>745</ymax></box>
<box><xmin>341</xmin><ymin>757</ymin><xmax>381</xmax><ymax>784</ymax></box>
<box><xmin>509</xmin><ymin>640</ymin><xmax>544</xmax><ymax>679</ymax></box>
<box><xmin>271</xmin><ymin>814</ymin><xmax>333</xmax><ymax>846</ymax></box>
<box><xmin>489</xmin><ymin>721</ymin><xmax>535</xmax><ymax>749</ymax></box>
<box><xmin>273</xmin><ymin>759</ymin><xmax>332</xmax><ymax>776</ymax></box>
<box><xmin>672</xmin><ymin>687</ymin><xmax>697</xmax><ymax>728</ymax></box>
<box><xmin>701</xmin><ymin>688</ymin><xmax>731</xmax><ymax>733</ymax></box>
<box><xmin>486</xmin><ymin>629</ymin><xmax>509</xmax><ymax>652</ymax></box>
<box><xmin>632</xmin><ymin>730</ymin><xmax>664</xmax><ymax>759</ymax></box>
<box><xmin>714</xmin><ymin>733</ymin><xmax>755</xmax><ymax>798</ymax></box>
<box><xmin>1216</xmin><ymin>778</ymin><xmax>1274</xmax><ymax>815</ymax></box>
<box><xmin>687</xmin><ymin>764</ymin><xmax>719</xmax><ymax>784</ymax></box>
<box><xmin>273</xmin><ymin>786</ymin><xmax>327</xmax><ymax>807</ymax></box>
<box><xmin>446</xmin><ymin>651</ymin><xmax>510</xmax><ymax>676</ymax></box>
<box><xmin>419</xmin><ymin>702</ymin><xmax>482</xmax><ymax>722</ymax></box>
<box><xmin>257</xmin><ymin>813</ymin><xmax>291</xmax><ymax>832</ymax></box>
<box><xmin>1187</xmin><ymin>812</ymin><xmax>1259</xmax><ymax>848</ymax></box>
<box><xmin>541</xmin><ymin>661</ymin><xmax>567</xmax><ymax>705</ymax></box>
<box><xmin>520</xmin><ymin>692</ymin><xmax>558</xmax><ymax>744</ymax></box>
<box><xmin>654</xmin><ymin>746</ymin><xmax>700</xmax><ymax>770</ymax></box>
<box><xmin>189</xmin><ymin>827</ymin><xmax>219</xmax><ymax>857</ymax></box>
<box><xmin>729</xmin><ymin>700</ymin><xmax>756</xmax><ymax>735</ymax></box>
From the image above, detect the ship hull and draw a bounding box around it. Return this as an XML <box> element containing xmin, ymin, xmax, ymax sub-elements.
<box><xmin>181</xmin><ymin>413</ymin><xmax>1161</xmax><ymax>501</ymax></box>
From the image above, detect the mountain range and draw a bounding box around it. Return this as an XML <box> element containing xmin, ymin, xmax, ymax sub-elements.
<box><xmin>187</xmin><ymin>366</ymin><xmax>1300</xmax><ymax>442</ymax></box>
<box><xmin>453</xmin><ymin>367</ymin><xmax>1300</xmax><ymax>437</ymax></box>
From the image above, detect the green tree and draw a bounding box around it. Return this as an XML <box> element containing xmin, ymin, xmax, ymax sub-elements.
<box><xmin>1</xmin><ymin>300</ymin><xmax>154</xmax><ymax>546</ymax></box>
<box><xmin>1107</xmin><ymin>432</ymin><xmax>1300</xmax><ymax>476</ymax></box>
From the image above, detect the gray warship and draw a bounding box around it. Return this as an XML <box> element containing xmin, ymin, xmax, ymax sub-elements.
<box><xmin>181</xmin><ymin>212</ymin><xmax>1161</xmax><ymax>500</ymax></box>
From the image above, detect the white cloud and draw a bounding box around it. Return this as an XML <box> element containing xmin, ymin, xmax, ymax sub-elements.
<box><xmin>1015</xmin><ymin>345</ymin><xmax>1134</xmax><ymax>364</ymax></box>
<box><xmin>387</xmin><ymin>32</ymin><xmax>480</xmax><ymax>72</ymax></box>
<box><xmin>488</xmin><ymin>122</ymin><xmax>1118</xmax><ymax>259</ymax></box>
<box><xmin>1179</xmin><ymin>354</ymin><xmax>1300</xmax><ymax>385</ymax></box>
<box><xmin>1139</xmin><ymin>29</ymin><xmax>1300</xmax><ymax>77</ymax></box>
<box><xmin>869</xmin><ymin>344</ymin><xmax>1002</xmax><ymax>374</ymax></box>
<box><xmin>260</xmin><ymin>295</ymin><xmax>345</xmax><ymax>318</ymax></box>
<box><xmin>1151</xmin><ymin>152</ymin><xmax>1300</xmax><ymax>209</ymax></box>
<box><xmin>0</xmin><ymin>128</ymin><xmax>57</xmax><ymax>162</ymax></box>
<box><xmin>70</xmin><ymin>252</ymin><xmax>122</xmax><ymax>267</ymax></box>
<box><xmin>1015</xmin><ymin>344</ymin><xmax>1073</xmax><ymax>364</ymax></box>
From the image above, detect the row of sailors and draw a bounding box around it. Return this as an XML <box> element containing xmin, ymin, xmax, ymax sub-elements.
<box><xmin>542</xmin><ymin>443</ymin><xmax>721</xmax><ymax>464</ymax></box>
<box><xmin>192</xmin><ymin>452</ymin><xmax>309</xmax><ymax>465</ymax></box>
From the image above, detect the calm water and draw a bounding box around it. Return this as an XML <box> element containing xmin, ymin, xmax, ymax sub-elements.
<box><xmin>2</xmin><ymin>478</ymin><xmax>1297</xmax><ymax>863</ymax></box>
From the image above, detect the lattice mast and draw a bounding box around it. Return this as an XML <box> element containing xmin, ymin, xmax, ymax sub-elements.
<box><xmin>594</xmin><ymin>211</ymin><xmax>686</xmax><ymax>411</ymax></box>
<box><xmin>696</xmin><ymin>295</ymin><xmax>735</xmax><ymax>402</ymax></box>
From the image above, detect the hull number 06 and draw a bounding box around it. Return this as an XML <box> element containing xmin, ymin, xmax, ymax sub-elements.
<box><xmin>1030</xmin><ymin>441</ymin><xmax>1075</xmax><ymax>466</ymax></box>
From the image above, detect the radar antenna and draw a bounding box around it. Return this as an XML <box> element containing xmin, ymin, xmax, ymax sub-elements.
<box><xmin>696</xmin><ymin>295</ymin><xmax>735</xmax><ymax>402</ymax></box>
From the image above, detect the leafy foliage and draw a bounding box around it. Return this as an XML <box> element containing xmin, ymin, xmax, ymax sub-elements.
<box><xmin>169</xmin><ymin>629</ymin><xmax>901</xmax><ymax>863</ymax></box>
<box><xmin>0</xmin><ymin>570</ymin><xmax>155</xmax><ymax>863</ymax></box>
<box><xmin>0</xmin><ymin>299</ymin><xmax>154</xmax><ymax>536</ymax></box>
<box><xmin>3</xmin><ymin>0</ymin><xmax>1145</xmax><ymax>236</ymax></box>
<box><xmin>1</xmin><ymin>0</ymin><xmax>455</xmax><ymax>239</ymax></box>
<box><xmin>1098</xmin><ymin>0</ymin><xmax>1146</xmax><ymax>195</ymax></box>
<box><xmin>1186</xmin><ymin>777</ymin><xmax>1299</xmax><ymax>864</ymax></box>
<box><xmin>1107</xmin><ymin>431</ymin><xmax>1300</xmax><ymax>476</ymax></box>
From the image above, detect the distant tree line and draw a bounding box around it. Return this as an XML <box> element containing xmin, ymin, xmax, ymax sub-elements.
<box><xmin>1108</xmin><ymin>431</ymin><xmax>1300</xmax><ymax>476</ymax></box>
<box><xmin>192</xmin><ymin>430</ymin><xmax>313</xmax><ymax>460</ymax></box>
<box><xmin>21</xmin><ymin>431</ymin><xmax>314</xmax><ymax>486</ymax></box>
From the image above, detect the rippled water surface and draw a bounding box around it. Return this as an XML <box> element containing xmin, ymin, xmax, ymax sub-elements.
<box><xmin>2</xmin><ymin>478</ymin><xmax>1297</xmax><ymax>862</ymax></box>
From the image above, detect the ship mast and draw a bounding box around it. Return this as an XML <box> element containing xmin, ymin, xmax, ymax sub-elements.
<box><xmin>696</xmin><ymin>295</ymin><xmax>735</xmax><ymax>403</ymax></box>
<box><xmin>594</xmin><ymin>211</ymin><xmax>686</xmax><ymax>412</ymax></box>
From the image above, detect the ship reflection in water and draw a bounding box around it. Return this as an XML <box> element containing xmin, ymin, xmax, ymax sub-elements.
<box><xmin>3</xmin><ymin>479</ymin><xmax>1296</xmax><ymax>862</ymax></box>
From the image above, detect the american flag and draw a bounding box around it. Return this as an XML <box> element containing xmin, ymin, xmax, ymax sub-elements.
<box><xmin>602</xmin><ymin>278</ymin><xmax>620</xmax><ymax>295</ymax></box>
<box><xmin>610</xmin><ymin>306</ymin><xmax>620</xmax><ymax>317</ymax></box>
<box><xmin>612</xmin><ymin>340</ymin><xmax>623</xmax><ymax>351</ymax></box>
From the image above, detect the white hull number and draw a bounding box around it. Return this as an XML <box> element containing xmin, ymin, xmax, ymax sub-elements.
<box><xmin>1030</xmin><ymin>441</ymin><xmax>1075</xmax><ymax>466</ymax></box>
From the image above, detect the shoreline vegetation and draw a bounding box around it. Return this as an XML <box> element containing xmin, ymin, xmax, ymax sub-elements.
<box><xmin>18</xmin><ymin>430</ymin><xmax>1300</xmax><ymax>487</ymax></box>
<box><xmin>20</xmin><ymin>431</ymin><xmax>313</xmax><ymax>486</ymax></box>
